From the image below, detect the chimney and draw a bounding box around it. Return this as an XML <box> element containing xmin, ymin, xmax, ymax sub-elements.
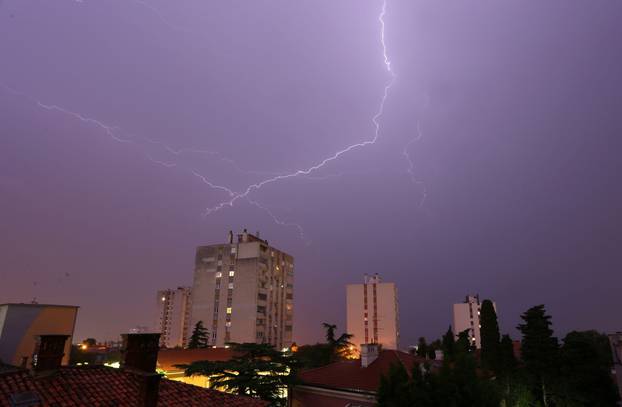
<box><xmin>120</xmin><ymin>333</ymin><xmax>160</xmax><ymax>373</ymax></box>
<box><xmin>242</xmin><ymin>228</ymin><xmax>248</xmax><ymax>242</ymax></box>
<box><xmin>32</xmin><ymin>335</ymin><xmax>69</xmax><ymax>373</ymax></box>
<box><xmin>360</xmin><ymin>343</ymin><xmax>380</xmax><ymax>368</ymax></box>
<box><xmin>228</xmin><ymin>230</ymin><xmax>233</xmax><ymax>244</ymax></box>
<box><xmin>120</xmin><ymin>333</ymin><xmax>162</xmax><ymax>407</ymax></box>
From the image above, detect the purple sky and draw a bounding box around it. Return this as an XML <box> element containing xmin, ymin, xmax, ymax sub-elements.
<box><xmin>1</xmin><ymin>0</ymin><xmax>621</xmax><ymax>346</ymax></box>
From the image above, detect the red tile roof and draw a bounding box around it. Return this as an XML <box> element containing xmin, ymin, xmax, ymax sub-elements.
<box><xmin>157</xmin><ymin>348</ymin><xmax>236</xmax><ymax>373</ymax></box>
<box><xmin>298</xmin><ymin>350</ymin><xmax>440</xmax><ymax>393</ymax></box>
<box><xmin>0</xmin><ymin>366</ymin><xmax>268</xmax><ymax>407</ymax></box>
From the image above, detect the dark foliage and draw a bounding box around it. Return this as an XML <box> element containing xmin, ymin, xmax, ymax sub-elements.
<box><xmin>187</xmin><ymin>320</ymin><xmax>209</xmax><ymax>349</ymax></box>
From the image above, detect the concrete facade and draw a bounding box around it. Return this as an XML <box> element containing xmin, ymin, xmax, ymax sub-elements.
<box><xmin>452</xmin><ymin>294</ymin><xmax>496</xmax><ymax>349</ymax></box>
<box><xmin>156</xmin><ymin>287</ymin><xmax>192</xmax><ymax>348</ymax></box>
<box><xmin>190</xmin><ymin>230</ymin><xmax>294</xmax><ymax>349</ymax></box>
<box><xmin>346</xmin><ymin>274</ymin><xmax>399</xmax><ymax>350</ymax></box>
<box><xmin>0</xmin><ymin>303</ymin><xmax>78</xmax><ymax>368</ymax></box>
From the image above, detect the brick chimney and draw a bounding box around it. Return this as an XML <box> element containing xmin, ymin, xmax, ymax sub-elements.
<box><xmin>360</xmin><ymin>343</ymin><xmax>380</xmax><ymax>368</ymax></box>
<box><xmin>120</xmin><ymin>333</ymin><xmax>162</xmax><ymax>407</ymax></box>
<box><xmin>120</xmin><ymin>333</ymin><xmax>160</xmax><ymax>372</ymax></box>
<box><xmin>32</xmin><ymin>335</ymin><xmax>69</xmax><ymax>373</ymax></box>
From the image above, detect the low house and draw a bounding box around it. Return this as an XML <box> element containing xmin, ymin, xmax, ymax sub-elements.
<box><xmin>0</xmin><ymin>333</ymin><xmax>267</xmax><ymax>407</ymax></box>
<box><xmin>0</xmin><ymin>303</ymin><xmax>78</xmax><ymax>368</ymax></box>
<box><xmin>291</xmin><ymin>344</ymin><xmax>441</xmax><ymax>407</ymax></box>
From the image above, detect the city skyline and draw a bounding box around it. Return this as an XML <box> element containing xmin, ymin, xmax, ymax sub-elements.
<box><xmin>1</xmin><ymin>0</ymin><xmax>621</xmax><ymax>346</ymax></box>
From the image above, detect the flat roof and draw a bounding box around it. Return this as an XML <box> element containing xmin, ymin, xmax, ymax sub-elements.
<box><xmin>0</xmin><ymin>303</ymin><xmax>79</xmax><ymax>309</ymax></box>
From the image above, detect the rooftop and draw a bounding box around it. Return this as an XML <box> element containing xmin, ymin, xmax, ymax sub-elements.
<box><xmin>0</xmin><ymin>365</ymin><xmax>268</xmax><ymax>407</ymax></box>
<box><xmin>298</xmin><ymin>349</ymin><xmax>441</xmax><ymax>394</ymax></box>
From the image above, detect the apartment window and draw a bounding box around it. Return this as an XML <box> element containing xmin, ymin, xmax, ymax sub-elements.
<box><xmin>226</xmin><ymin>321</ymin><xmax>231</xmax><ymax>327</ymax></box>
<box><xmin>228</xmin><ymin>283</ymin><xmax>234</xmax><ymax>289</ymax></box>
<box><xmin>257</xmin><ymin>306</ymin><xmax>266</xmax><ymax>314</ymax></box>
<box><xmin>257</xmin><ymin>331</ymin><xmax>264</xmax><ymax>339</ymax></box>
<box><xmin>285</xmin><ymin>325</ymin><xmax>292</xmax><ymax>332</ymax></box>
<box><xmin>258</xmin><ymin>293</ymin><xmax>267</xmax><ymax>301</ymax></box>
<box><xmin>231</xmin><ymin>247</ymin><xmax>237</xmax><ymax>254</ymax></box>
<box><xmin>229</xmin><ymin>271</ymin><xmax>235</xmax><ymax>277</ymax></box>
<box><xmin>286</xmin><ymin>293</ymin><xmax>293</xmax><ymax>300</ymax></box>
<box><xmin>215</xmin><ymin>272</ymin><xmax>222</xmax><ymax>278</ymax></box>
<box><xmin>226</xmin><ymin>307</ymin><xmax>232</xmax><ymax>314</ymax></box>
<box><xmin>257</xmin><ymin>319</ymin><xmax>265</xmax><ymax>326</ymax></box>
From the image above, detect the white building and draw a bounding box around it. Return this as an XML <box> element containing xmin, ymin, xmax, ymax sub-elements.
<box><xmin>346</xmin><ymin>274</ymin><xmax>399</xmax><ymax>350</ymax></box>
<box><xmin>0</xmin><ymin>303</ymin><xmax>78</xmax><ymax>368</ymax></box>
<box><xmin>452</xmin><ymin>294</ymin><xmax>496</xmax><ymax>349</ymax></box>
<box><xmin>190</xmin><ymin>230</ymin><xmax>294</xmax><ymax>349</ymax></box>
<box><xmin>156</xmin><ymin>287</ymin><xmax>192</xmax><ymax>348</ymax></box>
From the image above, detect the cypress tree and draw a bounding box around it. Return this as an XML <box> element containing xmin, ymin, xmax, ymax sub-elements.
<box><xmin>517</xmin><ymin>305</ymin><xmax>559</xmax><ymax>406</ymax></box>
<box><xmin>480</xmin><ymin>299</ymin><xmax>501</xmax><ymax>371</ymax></box>
<box><xmin>188</xmin><ymin>320</ymin><xmax>209</xmax><ymax>349</ymax></box>
<box><xmin>441</xmin><ymin>326</ymin><xmax>455</xmax><ymax>360</ymax></box>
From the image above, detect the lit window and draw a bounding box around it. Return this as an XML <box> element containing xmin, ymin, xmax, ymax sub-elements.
<box><xmin>226</xmin><ymin>321</ymin><xmax>231</xmax><ymax>327</ymax></box>
<box><xmin>161</xmin><ymin>297</ymin><xmax>166</xmax><ymax>301</ymax></box>
<box><xmin>229</xmin><ymin>271</ymin><xmax>235</xmax><ymax>277</ymax></box>
<box><xmin>215</xmin><ymin>272</ymin><xmax>222</xmax><ymax>278</ymax></box>
<box><xmin>226</xmin><ymin>307</ymin><xmax>232</xmax><ymax>314</ymax></box>
<box><xmin>231</xmin><ymin>247</ymin><xmax>237</xmax><ymax>254</ymax></box>
<box><xmin>228</xmin><ymin>283</ymin><xmax>234</xmax><ymax>289</ymax></box>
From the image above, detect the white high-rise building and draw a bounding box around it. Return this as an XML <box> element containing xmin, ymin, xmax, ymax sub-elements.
<box><xmin>156</xmin><ymin>287</ymin><xmax>192</xmax><ymax>348</ymax></box>
<box><xmin>452</xmin><ymin>294</ymin><xmax>496</xmax><ymax>349</ymax></box>
<box><xmin>346</xmin><ymin>274</ymin><xmax>399</xmax><ymax>350</ymax></box>
<box><xmin>190</xmin><ymin>230</ymin><xmax>294</xmax><ymax>349</ymax></box>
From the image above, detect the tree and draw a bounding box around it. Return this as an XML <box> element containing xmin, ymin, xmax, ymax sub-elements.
<box><xmin>555</xmin><ymin>331</ymin><xmax>619</xmax><ymax>406</ymax></box>
<box><xmin>377</xmin><ymin>362</ymin><xmax>414</xmax><ymax>407</ymax></box>
<box><xmin>441</xmin><ymin>326</ymin><xmax>455</xmax><ymax>360</ymax></box>
<box><xmin>378</xmin><ymin>357</ymin><xmax>500</xmax><ymax>407</ymax></box>
<box><xmin>455</xmin><ymin>329</ymin><xmax>474</xmax><ymax>355</ymax></box>
<box><xmin>480</xmin><ymin>299</ymin><xmax>500</xmax><ymax>371</ymax></box>
<box><xmin>82</xmin><ymin>338</ymin><xmax>97</xmax><ymax>347</ymax></box>
<box><xmin>517</xmin><ymin>305</ymin><xmax>559</xmax><ymax>406</ymax></box>
<box><xmin>180</xmin><ymin>343</ymin><xmax>295</xmax><ymax>406</ymax></box>
<box><xmin>498</xmin><ymin>334</ymin><xmax>517</xmax><ymax>374</ymax></box>
<box><xmin>416</xmin><ymin>337</ymin><xmax>428</xmax><ymax>358</ymax></box>
<box><xmin>322</xmin><ymin>322</ymin><xmax>353</xmax><ymax>361</ymax></box>
<box><xmin>187</xmin><ymin>321</ymin><xmax>209</xmax><ymax>349</ymax></box>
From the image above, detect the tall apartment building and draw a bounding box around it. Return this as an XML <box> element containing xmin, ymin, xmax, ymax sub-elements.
<box><xmin>452</xmin><ymin>294</ymin><xmax>496</xmax><ymax>349</ymax></box>
<box><xmin>190</xmin><ymin>229</ymin><xmax>294</xmax><ymax>349</ymax></box>
<box><xmin>156</xmin><ymin>287</ymin><xmax>192</xmax><ymax>348</ymax></box>
<box><xmin>346</xmin><ymin>274</ymin><xmax>399</xmax><ymax>350</ymax></box>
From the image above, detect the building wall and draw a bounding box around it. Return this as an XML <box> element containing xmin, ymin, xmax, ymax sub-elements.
<box><xmin>156</xmin><ymin>287</ymin><xmax>192</xmax><ymax>348</ymax></box>
<box><xmin>346</xmin><ymin>275</ymin><xmax>399</xmax><ymax>350</ymax></box>
<box><xmin>0</xmin><ymin>304</ymin><xmax>78</xmax><ymax>367</ymax></box>
<box><xmin>190</xmin><ymin>230</ymin><xmax>294</xmax><ymax>349</ymax></box>
<box><xmin>452</xmin><ymin>295</ymin><xmax>496</xmax><ymax>349</ymax></box>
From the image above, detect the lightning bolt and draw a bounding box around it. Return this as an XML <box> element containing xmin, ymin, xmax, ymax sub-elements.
<box><xmin>1</xmin><ymin>82</ymin><xmax>305</xmax><ymax>237</ymax></box>
<box><xmin>203</xmin><ymin>0</ymin><xmax>397</xmax><ymax>216</ymax></box>
<box><xmin>402</xmin><ymin>121</ymin><xmax>427</xmax><ymax>207</ymax></box>
<box><xmin>2</xmin><ymin>0</ymin><xmax>413</xmax><ymax>240</ymax></box>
